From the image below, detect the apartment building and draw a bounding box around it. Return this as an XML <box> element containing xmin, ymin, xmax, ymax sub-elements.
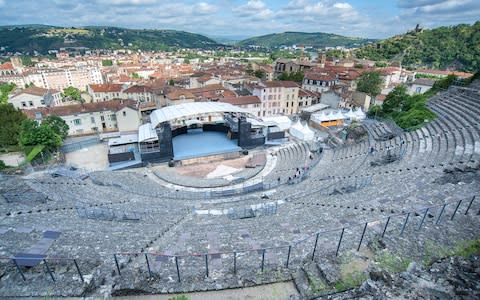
<box><xmin>8</xmin><ymin>86</ymin><xmax>62</xmax><ymax>110</ymax></box>
<box><xmin>251</xmin><ymin>80</ymin><xmax>299</xmax><ymax>117</ymax></box>
<box><xmin>24</xmin><ymin>67</ymin><xmax>103</xmax><ymax>91</ymax></box>
<box><xmin>87</xmin><ymin>84</ymin><xmax>124</xmax><ymax>102</ymax></box>
<box><xmin>23</xmin><ymin>100</ymin><xmax>140</xmax><ymax>136</ymax></box>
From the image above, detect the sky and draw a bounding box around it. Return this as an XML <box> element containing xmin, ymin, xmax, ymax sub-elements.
<box><xmin>0</xmin><ymin>0</ymin><xmax>478</xmax><ymax>39</ymax></box>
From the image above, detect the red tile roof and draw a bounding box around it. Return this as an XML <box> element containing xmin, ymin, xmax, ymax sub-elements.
<box><xmin>299</xmin><ymin>89</ymin><xmax>320</xmax><ymax>97</ymax></box>
<box><xmin>22</xmin><ymin>99</ymin><xmax>137</xmax><ymax>118</ymax></box>
<box><xmin>220</xmin><ymin>96</ymin><xmax>261</xmax><ymax>105</ymax></box>
<box><xmin>19</xmin><ymin>86</ymin><xmax>50</xmax><ymax>96</ymax></box>
<box><xmin>304</xmin><ymin>72</ymin><xmax>337</xmax><ymax>81</ymax></box>
<box><xmin>415</xmin><ymin>69</ymin><xmax>473</xmax><ymax>78</ymax></box>
<box><xmin>89</xmin><ymin>84</ymin><xmax>123</xmax><ymax>93</ymax></box>
<box><xmin>255</xmin><ymin>80</ymin><xmax>299</xmax><ymax>89</ymax></box>
<box><xmin>166</xmin><ymin>89</ymin><xmax>195</xmax><ymax>100</ymax></box>
<box><xmin>123</xmin><ymin>85</ymin><xmax>152</xmax><ymax>94</ymax></box>
<box><xmin>0</xmin><ymin>62</ymin><xmax>14</xmax><ymax>70</ymax></box>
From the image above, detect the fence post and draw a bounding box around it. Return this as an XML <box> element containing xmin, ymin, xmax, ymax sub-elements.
<box><xmin>205</xmin><ymin>254</ymin><xmax>209</xmax><ymax>278</ymax></box>
<box><xmin>13</xmin><ymin>259</ymin><xmax>26</xmax><ymax>281</ymax></box>
<box><xmin>73</xmin><ymin>259</ymin><xmax>84</xmax><ymax>282</ymax></box>
<box><xmin>418</xmin><ymin>208</ymin><xmax>429</xmax><ymax>230</ymax></box>
<box><xmin>400</xmin><ymin>212</ymin><xmax>410</xmax><ymax>235</ymax></box>
<box><xmin>436</xmin><ymin>204</ymin><xmax>447</xmax><ymax>225</ymax></box>
<box><xmin>357</xmin><ymin>222</ymin><xmax>368</xmax><ymax>251</ymax></box>
<box><xmin>233</xmin><ymin>252</ymin><xmax>237</xmax><ymax>274</ymax></box>
<box><xmin>43</xmin><ymin>259</ymin><xmax>55</xmax><ymax>282</ymax></box>
<box><xmin>382</xmin><ymin>216</ymin><xmax>391</xmax><ymax>238</ymax></box>
<box><xmin>175</xmin><ymin>256</ymin><xmax>181</xmax><ymax>282</ymax></box>
<box><xmin>312</xmin><ymin>233</ymin><xmax>319</xmax><ymax>261</ymax></box>
<box><xmin>145</xmin><ymin>254</ymin><xmax>152</xmax><ymax>278</ymax></box>
<box><xmin>114</xmin><ymin>254</ymin><xmax>121</xmax><ymax>276</ymax></box>
<box><xmin>261</xmin><ymin>249</ymin><xmax>265</xmax><ymax>272</ymax></box>
<box><xmin>286</xmin><ymin>245</ymin><xmax>292</xmax><ymax>268</ymax></box>
<box><xmin>465</xmin><ymin>196</ymin><xmax>475</xmax><ymax>215</ymax></box>
<box><xmin>336</xmin><ymin>228</ymin><xmax>345</xmax><ymax>257</ymax></box>
<box><xmin>451</xmin><ymin>199</ymin><xmax>462</xmax><ymax>220</ymax></box>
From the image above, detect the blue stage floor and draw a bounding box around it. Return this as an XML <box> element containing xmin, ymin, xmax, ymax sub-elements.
<box><xmin>173</xmin><ymin>129</ymin><xmax>241</xmax><ymax>160</ymax></box>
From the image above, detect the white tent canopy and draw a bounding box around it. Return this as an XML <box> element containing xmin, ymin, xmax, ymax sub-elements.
<box><xmin>289</xmin><ymin>120</ymin><xmax>315</xmax><ymax>141</ymax></box>
<box><xmin>353</xmin><ymin>108</ymin><xmax>366</xmax><ymax>120</ymax></box>
<box><xmin>150</xmin><ymin>102</ymin><xmax>251</xmax><ymax>128</ymax></box>
<box><xmin>311</xmin><ymin>110</ymin><xmax>348</xmax><ymax>123</ymax></box>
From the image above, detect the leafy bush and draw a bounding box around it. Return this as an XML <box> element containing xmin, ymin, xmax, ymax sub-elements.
<box><xmin>0</xmin><ymin>160</ymin><xmax>7</xmax><ymax>170</ymax></box>
<box><xmin>370</xmin><ymin>85</ymin><xmax>436</xmax><ymax>130</ymax></box>
<box><xmin>0</xmin><ymin>103</ymin><xmax>26</xmax><ymax>146</ymax></box>
<box><xmin>26</xmin><ymin>145</ymin><xmax>45</xmax><ymax>162</ymax></box>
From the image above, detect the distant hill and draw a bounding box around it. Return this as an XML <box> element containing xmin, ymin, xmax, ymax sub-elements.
<box><xmin>0</xmin><ymin>25</ymin><xmax>223</xmax><ymax>53</ymax></box>
<box><xmin>355</xmin><ymin>22</ymin><xmax>480</xmax><ymax>72</ymax></box>
<box><xmin>237</xmin><ymin>31</ymin><xmax>375</xmax><ymax>49</ymax></box>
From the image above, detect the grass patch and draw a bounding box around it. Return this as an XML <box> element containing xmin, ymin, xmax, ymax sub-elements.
<box><xmin>305</xmin><ymin>271</ymin><xmax>330</xmax><ymax>295</ymax></box>
<box><xmin>370</xmin><ymin>239</ymin><xmax>411</xmax><ymax>273</ymax></box>
<box><xmin>26</xmin><ymin>145</ymin><xmax>45</xmax><ymax>162</ymax></box>
<box><xmin>168</xmin><ymin>296</ymin><xmax>188</xmax><ymax>300</ymax></box>
<box><xmin>453</xmin><ymin>239</ymin><xmax>480</xmax><ymax>259</ymax></box>
<box><xmin>422</xmin><ymin>239</ymin><xmax>480</xmax><ymax>266</ymax></box>
<box><xmin>375</xmin><ymin>250</ymin><xmax>411</xmax><ymax>273</ymax></box>
<box><xmin>334</xmin><ymin>271</ymin><xmax>367</xmax><ymax>292</ymax></box>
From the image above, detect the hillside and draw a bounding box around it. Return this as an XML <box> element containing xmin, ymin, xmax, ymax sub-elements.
<box><xmin>237</xmin><ymin>31</ymin><xmax>375</xmax><ymax>49</ymax></box>
<box><xmin>355</xmin><ymin>22</ymin><xmax>480</xmax><ymax>72</ymax></box>
<box><xmin>0</xmin><ymin>25</ymin><xmax>223</xmax><ymax>53</ymax></box>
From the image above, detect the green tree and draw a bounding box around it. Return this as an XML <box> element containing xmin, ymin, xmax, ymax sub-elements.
<box><xmin>19</xmin><ymin>119</ymin><xmax>62</xmax><ymax>150</ymax></box>
<box><xmin>21</xmin><ymin>56</ymin><xmax>34</xmax><ymax>66</ymax></box>
<box><xmin>0</xmin><ymin>83</ymin><xmax>16</xmax><ymax>104</ymax></box>
<box><xmin>245</xmin><ymin>64</ymin><xmax>255</xmax><ymax>76</ymax></box>
<box><xmin>102</xmin><ymin>59</ymin><xmax>113</xmax><ymax>66</ymax></box>
<box><xmin>43</xmin><ymin>115</ymin><xmax>69</xmax><ymax>139</ymax></box>
<box><xmin>278</xmin><ymin>71</ymin><xmax>304</xmax><ymax>83</ymax></box>
<box><xmin>62</xmin><ymin>86</ymin><xmax>82</xmax><ymax>103</ymax></box>
<box><xmin>0</xmin><ymin>104</ymin><xmax>26</xmax><ymax>147</ymax></box>
<box><xmin>254</xmin><ymin>69</ymin><xmax>265</xmax><ymax>79</ymax></box>
<box><xmin>433</xmin><ymin>74</ymin><xmax>456</xmax><ymax>90</ymax></box>
<box><xmin>131</xmin><ymin>72</ymin><xmax>140</xmax><ymax>79</ymax></box>
<box><xmin>357</xmin><ymin>71</ymin><xmax>382</xmax><ymax>98</ymax></box>
<box><xmin>169</xmin><ymin>79</ymin><xmax>175</xmax><ymax>86</ymax></box>
<box><xmin>382</xmin><ymin>85</ymin><xmax>409</xmax><ymax>114</ymax></box>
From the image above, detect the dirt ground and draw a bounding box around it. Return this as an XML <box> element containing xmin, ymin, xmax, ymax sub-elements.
<box><xmin>0</xmin><ymin>152</ymin><xmax>25</xmax><ymax>167</ymax></box>
<box><xmin>64</xmin><ymin>143</ymin><xmax>109</xmax><ymax>171</ymax></box>
<box><xmin>114</xmin><ymin>281</ymin><xmax>299</xmax><ymax>300</ymax></box>
<box><xmin>154</xmin><ymin>156</ymin><xmax>250</xmax><ymax>178</ymax></box>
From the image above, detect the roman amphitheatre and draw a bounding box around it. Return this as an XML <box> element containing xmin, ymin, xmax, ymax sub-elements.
<box><xmin>1</xmin><ymin>82</ymin><xmax>480</xmax><ymax>299</ymax></box>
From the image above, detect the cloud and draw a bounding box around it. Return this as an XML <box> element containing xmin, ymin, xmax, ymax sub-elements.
<box><xmin>97</xmin><ymin>0</ymin><xmax>159</xmax><ymax>5</ymax></box>
<box><xmin>232</xmin><ymin>1</ymin><xmax>275</xmax><ymax>20</ymax></box>
<box><xmin>0</xmin><ymin>0</ymin><xmax>477</xmax><ymax>39</ymax></box>
<box><xmin>396</xmin><ymin>0</ymin><xmax>480</xmax><ymax>30</ymax></box>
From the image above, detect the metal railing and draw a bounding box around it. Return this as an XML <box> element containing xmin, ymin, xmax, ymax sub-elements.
<box><xmin>2</xmin><ymin>195</ymin><xmax>477</xmax><ymax>285</ymax></box>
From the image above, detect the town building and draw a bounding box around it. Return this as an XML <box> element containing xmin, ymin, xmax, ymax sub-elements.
<box><xmin>87</xmin><ymin>84</ymin><xmax>124</xmax><ymax>102</ymax></box>
<box><xmin>251</xmin><ymin>80</ymin><xmax>300</xmax><ymax>117</ymax></box>
<box><xmin>220</xmin><ymin>96</ymin><xmax>262</xmax><ymax>117</ymax></box>
<box><xmin>408</xmin><ymin>78</ymin><xmax>436</xmax><ymax>95</ymax></box>
<box><xmin>8</xmin><ymin>86</ymin><xmax>62</xmax><ymax>110</ymax></box>
<box><xmin>302</xmin><ymin>71</ymin><xmax>338</xmax><ymax>93</ymax></box>
<box><xmin>22</xmin><ymin>99</ymin><xmax>140</xmax><ymax>136</ymax></box>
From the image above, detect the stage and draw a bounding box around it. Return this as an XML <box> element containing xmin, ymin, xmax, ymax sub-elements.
<box><xmin>172</xmin><ymin>128</ymin><xmax>241</xmax><ymax>160</ymax></box>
